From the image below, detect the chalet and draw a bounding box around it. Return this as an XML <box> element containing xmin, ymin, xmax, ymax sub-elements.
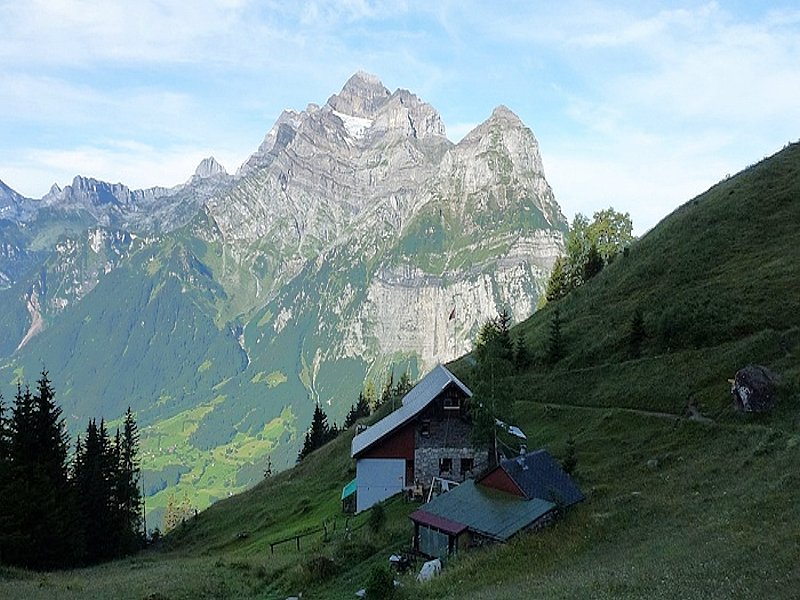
<box><xmin>409</xmin><ymin>449</ymin><xmax>584</xmax><ymax>558</ymax></box>
<box><xmin>349</xmin><ymin>365</ymin><xmax>489</xmax><ymax>513</ymax></box>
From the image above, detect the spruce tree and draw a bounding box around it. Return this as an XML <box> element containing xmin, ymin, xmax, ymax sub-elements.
<box><xmin>583</xmin><ymin>243</ymin><xmax>604</xmax><ymax>280</ymax></box>
<box><xmin>513</xmin><ymin>335</ymin><xmax>532</xmax><ymax>371</ymax></box>
<box><xmin>547</xmin><ymin>307</ymin><xmax>564</xmax><ymax>364</ymax></box>
<box><xmin>0</xmin><ymin>393</ymin><xmax>11</xmax><ymax>563</ymax></box>
<box><xmin>545</xmin><ymin>256</ymin><xmax>570</xmax><ymax>302</ymax></box>
<box><xmin>74</xmin><ymin>419</ymin><xmax>113</xmax><ymax>563</ymax></box>
<box><xmin>344</xmin><ymin>392</ymin><xmax>371</xmax><ymax>428</ymax></box>
<box><xmin>117</xmin><ymin>407</ymin><xmax>143</xmax><ymax>553</ymax></box>
<box><xmin>297</xmin><ymin>403</ymin><xmax>332</xmax><ymax>461</ymax></box>
<box><xmin>7</xmin><ymin>372</ymin><xmax>76</xmax><ymax>569</ymax></box>
<box><xmin>629</xmin><ymin>309</ymin><xmax>646</xmax><ymax>359</ymax></box>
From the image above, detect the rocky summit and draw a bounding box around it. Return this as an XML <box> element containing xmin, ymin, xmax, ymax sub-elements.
<box><xmin>0</xmin><ymin>73</ymin><xmax>566</xmax><ymax>521</ymax></box>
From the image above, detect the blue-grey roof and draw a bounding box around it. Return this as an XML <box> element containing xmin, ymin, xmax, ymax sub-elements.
<box><xmin>498</xmin><ymin>449</ymin><xmax>584</xmax><ymax>506</ymax></box>
<box><xmin>411</xmin><ymin>480</ymin><xmax>555</xmax><ymax>541</ymax></box>
<box><xmin>351</xmin><ymin>365</ymin><xmax>472</xmax><ymax>458</ymax></box>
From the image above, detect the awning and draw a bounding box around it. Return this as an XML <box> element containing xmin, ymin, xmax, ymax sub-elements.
<box><xmin>410</xmin><ymin>509</ymin><xmax>468</xmax><ymax>536</ymax></box>
<box><xmin>341</xmin><ymin>478</ymin><xmax>357</xmax><ymax>500</ymax></box>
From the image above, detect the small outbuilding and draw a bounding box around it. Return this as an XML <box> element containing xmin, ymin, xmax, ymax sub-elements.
<box><xmin>410</xmin><ymin>449</ymin><xmax>583</xmax><ymax>558</ymax></box>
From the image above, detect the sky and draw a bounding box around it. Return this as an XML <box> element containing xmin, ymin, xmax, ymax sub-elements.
<box><xmin>1</xmin><ymin>1</ymin><xmax>799</xmax><ymax>234</ymax></box>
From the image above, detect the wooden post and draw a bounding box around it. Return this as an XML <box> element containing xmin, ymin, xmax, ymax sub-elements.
<box><xmin>296</xmin><ymin>536</ymin><xmax>300</xmax><ymax>551</ymax></box>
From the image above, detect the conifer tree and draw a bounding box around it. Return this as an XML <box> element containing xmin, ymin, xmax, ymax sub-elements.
<box><xmin>74</xmin><ymin>418</ymin><xmax>115</xmax><ymax>563</ymax></box>
<box><xmin>629</xmin><ymin>309</ymin><xmax>646</xmax><ymax>359</ymax></box>
<box><xmin>545</xmin><ymin>256</ymin><xmax>570</xmax><ymax>302</ymax></box>
<box><xmin>344</xmin><ymin>392</ymin><xmax>371</xmax><ymax>428</ymax></box>
<box><xmin>513</xmin><ymin>335</ymin><xmax>532</xmax><ymax>371</ymax></box>
<box><xmin>392</xmin><ymin>371</ymin><xmax>413</xmax><ymax>407</ymax></box>
<box><xmin>7</xmin><ymin>372</ymin><xmax>76</xmax><ymax>569</ymax></box>
<box><xmin>583</xmin><ymin>243</ymin><xmax>604</xmax><ymax>280</ymax></box>
<box><xmin>297</xmin><ymin>403</ymin><xmax>333</xmax><ymax>461</ymax></box>
<box><xmin>0</xmin><ymin>392</ymin><xmax>11</xmax><ymax>563</ymax></box>
<box><xmin>547</xmin><ymin>307</ymin><xmax>564</xmax><ymax>364</ymax></box>
<box><xmin>117</xmin><ymin>407</ymin><xmax>143</xmax><ymax>553</ymax></box>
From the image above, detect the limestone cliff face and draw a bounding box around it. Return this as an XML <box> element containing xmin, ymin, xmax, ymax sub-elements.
<box><xmin>217</xmin><ymin>74</ymin><xmax>566</xmax><ymax>372</ymax></box>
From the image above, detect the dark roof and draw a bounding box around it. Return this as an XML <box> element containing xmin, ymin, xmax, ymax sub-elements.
<box><xmin>410</xmin><ymin>480</ymin><xmax>555</xmax><ymax>542</ymax></box>
<box><xmin>351</xmin><ymin>365</ymin><xmax>472</xmax><ymax>457</ymax></box>
<box><xmin>493</xmin><ymin>449</ymin><xmax>584</xmax><ymax>506</ymax></box>
<box><xmin>409</xmin><ymin>510</ymin><xmax>468</xmax><ymax>536</ymax></box>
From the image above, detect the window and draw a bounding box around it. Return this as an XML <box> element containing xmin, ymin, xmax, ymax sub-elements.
<box><xmin>460</xmin><ymin>457</ymin><xmax>474</xmax><ymax>475</ymax></box>
<box><xmin>443</xmin><ymin>396</ymin><xmax>461</xmax><ymax>410</ymax></box>
<box><xmin>420</xmin><ymin>420</ymin><xmax>431</xmax><ymax>437</ymax></box>
<box><xmin>439</xmin><ymin>457</ymin><xmax>452</xmax><ymax>475</ymax></box>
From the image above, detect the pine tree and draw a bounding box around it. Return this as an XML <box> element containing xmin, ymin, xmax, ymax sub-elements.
<box><xmin>583</xmin><ymin>243</ymin><xmax>604</xmax><ymax>280</ymax></box>
<box><xmin>547</xmin><ymin>307</ymin><xmax>564</xmax><ymax>364</ymax></box>
<box><xmin>74</xmin><ymin>419</ymin><xmax>114</xmax><ymax>563</ymax></box>
<box><xmin>297</xmin><ymin>403</ymin><xmax>332</xmax><ymax>461</ymax></box>
<box><xmin>545</xmin><ymin>256</ymin><xmax>570</xmax><ymax>302</ymax></box>
<box><xmin>116</xmin><ymin>407</ymin><xmax>143</xmax><ymax>554</ymax></box>
<box><xmin>629</xmin><ymin>309</ymin><xmax>646</xmax><ymax>359</ymax></box>
<box><xmin>7</xmin><ymin>372</ymin><xmax>76</xmax><ymax>569</ymax></box>
<box><xmin>392</xmin><ymin>371</ymin><xmax>413</xmax><ymax>407</ymax></box>
<box><xmin>378</xmin><ymin>372</ymin><xmax>394</xmax><ymax>409</ymax></box>
<box><xmin>513</xmin><ymin>335</ymin><xmax>532</xmax><ymax>371</ymax></box>
<box><xmin>0</xmin><ymin>392</ymin><xmax>12</xmax><ymax>563</ymax></box>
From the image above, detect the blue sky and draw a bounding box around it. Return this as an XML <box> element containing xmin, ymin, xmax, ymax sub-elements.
<box><xmin>1</xmin><ymin>1</ymin><xmax>799</xmax><ymax>233</ymax></box>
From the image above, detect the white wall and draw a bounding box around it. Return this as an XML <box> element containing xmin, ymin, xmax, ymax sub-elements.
<box><xmin>355</xmin><ymin>458</ymin><xmax>406</xmax><ymax>513</ymax></box>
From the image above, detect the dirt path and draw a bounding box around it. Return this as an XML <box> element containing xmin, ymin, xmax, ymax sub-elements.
<box><xmin>535</xmin><ymin>401</ymin><xmax>715</xmax><ymax>425</ymax></box>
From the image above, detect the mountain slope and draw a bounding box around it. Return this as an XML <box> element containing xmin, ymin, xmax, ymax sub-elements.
<box><xmin>0</xmin><ymin>74</ymin><xmax>567</xmax><ymax>521</ymax></box>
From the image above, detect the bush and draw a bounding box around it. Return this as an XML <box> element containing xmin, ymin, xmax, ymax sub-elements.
<box><xmin>365</xmin><ymin>564</ymin><xmax>396</xmax><ymax>599</ymax></box>
<box><xmin>367</xmin><ymin>503</ymin><xmax>386</xmax><ymax>534</ymax></box>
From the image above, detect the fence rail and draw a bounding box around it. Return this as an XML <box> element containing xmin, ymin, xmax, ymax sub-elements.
<box><xmin>268</xmin><ymin>518</ymin><xmax>357</xmax><ymax>554</ymax></box>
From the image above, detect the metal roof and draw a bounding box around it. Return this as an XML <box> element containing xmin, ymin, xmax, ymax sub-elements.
<box><xmin>351</xmin><ymin>365</ymin><xmax>472</xmax><ymax>458</ymax></box>
<box><xmin>496</xmin><ymin>449</ymin><xmax>585</xmax><ymax>507</ymax></box>
<box><xmin>409</xmin><ymin>509</ymin><xmax>468</xmax><ymax>536</ymax></box>
<box><xmin>410</xmin><ymin>480</ymin><xmax>556</xmax><ymax>541</ymax></box>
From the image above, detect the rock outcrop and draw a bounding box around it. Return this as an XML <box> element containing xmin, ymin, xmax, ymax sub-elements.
<box><xmin>732</xmin><ymin>365</ymin><xmax>779</xmax><ymax>412</ymax></box>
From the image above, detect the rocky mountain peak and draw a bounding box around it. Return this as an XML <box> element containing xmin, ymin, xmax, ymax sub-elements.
<box><xmin>0</xmin><ymin>180</ymin><xmax>24</xmax><ymax>219</ymax></box>
<box><xmin>454</xmin><ymin>104</ymin><xmax>546</xmax><ymax>179</ymax></box>
<box><xmin>327</xmin><ymin>71</ymin><xmax>391</xmax><ymax>118</ymax></box>
<box><xmin>194</xmin><ymin>156</ymin><xmax>227</xmax><ymax>179</ymax></box>
<box><xmin>490</xmin><ymin>104</ymin><xmax>521</xmax><ymax>122</ymax></box>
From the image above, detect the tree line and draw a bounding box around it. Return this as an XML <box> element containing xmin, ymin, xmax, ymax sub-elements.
<box><xmin>545</xmin><ymin>208</ymin><xmax>634</xmax><ymax>303</ymax></box>
<box><xmin>0</xmin><ymin>371</ymin><xmax>143</xmax><ymax>570</ymax></box>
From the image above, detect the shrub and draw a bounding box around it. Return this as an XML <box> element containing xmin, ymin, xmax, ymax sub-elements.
<box><xmin>367</xmin><ymin>503</ymin><xmax>386</xmax><ymax>534</ymax></box>
<box><xmin>365</xmin><ymin>564</ymin><xmax>395</xmax><ymax>599</ymax></box>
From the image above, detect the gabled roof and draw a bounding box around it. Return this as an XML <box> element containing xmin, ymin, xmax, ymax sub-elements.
<box><xmin>487</xmin><ymin>449</ymin><xmax>584</xmax><ymax>507</ymax></box>
<box><xmin>351</xmin><ymin>365</ymin><xmax>472</xmax><ymax>458</ymax></box>
<box><xmin>410</xmin><ymin>480</ymin><xmax>555</xmax><ymax>541</ymax></box>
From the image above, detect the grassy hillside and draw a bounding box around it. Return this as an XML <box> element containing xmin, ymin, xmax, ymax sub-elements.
<box><xmin>2</xmin><ymin>143</ymin><xmax>799</xmax><ymax>599</ymax></box>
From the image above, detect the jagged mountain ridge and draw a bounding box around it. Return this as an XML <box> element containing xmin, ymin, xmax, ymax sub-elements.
<box><xmin>0</xmin><ymin>73</ymin><xmax>567</xmax><ymax>521</ymax></box>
